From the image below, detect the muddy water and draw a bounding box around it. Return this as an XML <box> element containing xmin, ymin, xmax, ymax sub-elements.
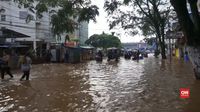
<box><xmin>0</xmin><ymin>55</ymin><xmax>199</xmax><ymax>112</ymax></box>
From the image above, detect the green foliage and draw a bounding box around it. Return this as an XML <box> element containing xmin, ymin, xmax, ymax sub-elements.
<box><xmin>14</xmin><ymin>0</ymin><xmax>99</xmax><ymax>36</ymax></box>
<box><xmin>139</xmin><ymin>17</ymin><xmax>155</xmax><ymax>36</ymax></box>
<box><xmin>104</xmin><ymin>0</ymin><xmax>172</xmax><ymax>59</ymax></box>
<box><xmin>70</xmin><ymin>38</ymin><xmax>79</xmax><ymax>42</ymax></box>
<box><xmin>104</xmin><ymin>0</ymin><xmax>172</xmax><ymax>37</ymax></box>
<box><xmin>143</xmin><ymin>37</ymin><xmax>156</xmax><ymax>45</ymax></box>
<box><xmin>85</xmin><ymin>33</ymin><xmax>121</xmax><ymax>49</ymax></box>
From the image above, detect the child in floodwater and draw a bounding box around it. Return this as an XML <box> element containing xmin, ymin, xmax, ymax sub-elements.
<box><xmin>19</xmin><ymin>54</ymin><xmax>32</xmax><ymax>81</ymax></box>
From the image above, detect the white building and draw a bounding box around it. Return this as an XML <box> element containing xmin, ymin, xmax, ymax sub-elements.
<box><xmin>79</xmin><ymin>22</ymin><xmax>89</xmax><ymax>45</ymax></box>
<box><xmin>0</xmin><ymin>0</ymin><xmax>89</xmax><ymax>53</ymax></box>
<box><xmin>58</xmin><ymin>21</ymin><xmax>89</xmax><ymax>45</ymax></box>
<box><xmin>0</xmin><ymin>0</ymin><xmax>54</xmax><ymax>50</ymax></box>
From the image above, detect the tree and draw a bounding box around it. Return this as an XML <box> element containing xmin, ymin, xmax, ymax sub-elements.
<box><xmin>170</xmin><ymin>0</ymin><xmax>200</xmax><ymax>79</ymax></box>
<box><xmin>170</xmin><ymin>0</ymin><xmax>200</xmax><ymax>46</ymax></box>
<box><xmin>104</xmin><ymin>0</ymin><xmax>173</xmax><ymax>59</ymax></box>
<box><xmin>85</xmin><ymin>33</ymin><xmax>121</xmax><ymax>49</ymax></box>
<box><xmin>14</xmin><ymin>0</ymin><xmax>99</xmax><ymax>36</ymax></box>
<box><xmin>143</xmin><ymin>37</ymin><xmax>156</xmax><ymax>46</ymax></box>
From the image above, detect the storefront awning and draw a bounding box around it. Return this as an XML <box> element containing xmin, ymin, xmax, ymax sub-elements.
<box><xmin>0</xmin><ymin>43</ymin><xmax>28</xmax><ymax>48</ymax></box>
<box><xmin>0</xmin><ymin>28</ymin><xmax>30</xmax><ymax>38</ymax></box>
<box><xmin>80</xmin><ymin>46</ymin><xmax>94</xmax><ymax>49</ymax></box>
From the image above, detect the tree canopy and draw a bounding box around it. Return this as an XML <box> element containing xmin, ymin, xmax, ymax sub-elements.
<box><xmin>14</xmin><ymin>0</ymin><xmax>99</xmax><ymax>36</ymax></box>
<box><xmin>104</xmin><ymin>0</ymin><xmax>173</xmax><ymax>59</ymax></box>
<box><xmin>85</xmin><ymin>33</ymin><xmax>121</xmax><ymax>49</ymax></box>
<box><xmin>143</xmin><ymin>37</ymin><xmax>156</xmax><ymax>46</ymax></box>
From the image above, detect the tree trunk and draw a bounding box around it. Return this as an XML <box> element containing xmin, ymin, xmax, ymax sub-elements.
<box><xmin>157</xmin><ymin>35</ymin><xmax>166</xmax><ymax>59</ymax></box>
<box><xmin>154</xmin><ymin>37</ymin><xmax>159</xmax><ymax>58</ymax></box>
<box><xmin>161</xmin><ymin>21</ymin><xmax>167</xmax><ymax>59</ymax></box>
<box><xmin>161</xmin><ymin>40</ymin><xmax>166</xmax><ymax>59</ymax></box>
<box><xmin>155</xmin><ymin>26</ymin><xmax>166</xmax><ymax>59</ymax></box>
<box><xmin>170</xmin><ymin>0</ymin><xmax>195</xmax><ymax>45</ymax></box>
<box><xmin>171</xmin><ymin>0</ymin><xmax>200</xmax><ymax>79</ymax></box>
<box><xmin>188</xmin><ymin>0</ymin><xmax>200</xmax><ymax>32</ymax></box>
<box><xmin>160</xmin><ymin>42</ymin><xmax>166</xmax><ymax>59</ymax></box>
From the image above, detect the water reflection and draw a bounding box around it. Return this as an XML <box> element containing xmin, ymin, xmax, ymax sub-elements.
<box><xmin>184</xmin><ymin>80</ymin><xmax>200</xmax><ymax>112</ymax></box>
<box><xmin>0</xmin><ymin>56</ymin><xmax>199</xmax><ymax>111</ymax></box>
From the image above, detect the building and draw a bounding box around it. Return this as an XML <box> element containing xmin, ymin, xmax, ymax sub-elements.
<box><xmin>0</xmin><ymin>0</ymin><xmax>54</xmax><ymax>53</ymax></box>
<box><xmin>0</xmin><ymin>0</ymin><xmax>89</xmax><ymax>55</ymax></box>
<box><xmin>79</xmin><ymin>22</ymin><xmax>89</xmax><ymax>45</ymax></box>
<box><xmin>58</xmin><ymin>21</ymin><xmax>89</xmax><ymax>45</ymax></box>
<box><xmin>122</xmin><ymin>42</ymin><xmax>147</xmax><ymax>50</ymax></box>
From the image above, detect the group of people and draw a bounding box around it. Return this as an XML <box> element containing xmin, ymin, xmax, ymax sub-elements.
<box><xmin>124</xmin><ymin>51</ymin><xmax>133</xmax><ymax>59</ymax></box>
<box><xmin>132</xmin><ymin>50</ymin><xmax>141</xmax><ymax>60</ymax></box>
<box><xmin>124</xmin><ymin>50</ymin><xmax>147</xmax><ymax>60</ymax></box>
<box><xmin>0</xmin><ymin>51</ymin><xmax>32</xmax><ymax>81</ymax></box>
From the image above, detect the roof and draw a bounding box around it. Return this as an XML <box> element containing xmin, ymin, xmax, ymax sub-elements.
<box><xmin>0</xmin><ymin>28</ymin><xmax>30</xmax><ymax>38</ymax></box>
<box><xmin>107</xmin><ymin>47</ymin><xmax>118</xmax><ymax>50</ymax></box>
<box><xmin>79</xmin><ymin>46</ymin><xmax>94</xmax><ymax>49</ymax></box>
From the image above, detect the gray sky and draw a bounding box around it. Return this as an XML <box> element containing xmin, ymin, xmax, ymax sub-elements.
<box><xmin>88</xmin><ymin>0</ymin><xmax>144</xmax><ymax>43</ymax></box>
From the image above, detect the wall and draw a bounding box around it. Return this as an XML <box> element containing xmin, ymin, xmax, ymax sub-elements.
<box><xmin>0</xmin><ymin>1</ymin><xmax>88</xmax><ymax>47</ymax></box>
<box><xmin>0</xmin><ymin>1</ymin><xmax>55</xmax><ymax>46</ymax></box>
<box><xmin>0</xmin><ymin>1</ymin><xmax>36</xmax><ymax>40</ymax></box>
<box><xmin>187</xmin><ymin>46</ymin><xmax>200</xmax><ymax>79</ymax></box>
<box><xmin>79</xmin><ymin>21</ymin><xmax>89</xmax><ymax>45</ymax></box>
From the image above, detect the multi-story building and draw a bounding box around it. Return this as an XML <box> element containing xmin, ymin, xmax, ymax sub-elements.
<box><xmin>0</xmin><ymin>0</ymin><xmax>52</xmax><ymax>49</ymax></box>
<box><xmin>122</xmin><ymin>42</ymin><xmax>147</xmax><ymax>50</ymax></box>
<box><xmin>58</xmin><ymin>21</ymin><xmax>89</xmax><ymax>45</ymax></box>
<box><xmin>0</xmin><ymin>0</ymin><xmax>89</xmax><ymax>54</ymax></box>
<box><xmin>79</xmin><ymin>22</ymin><xmax>89</xmax><ymax>45</ymax></box>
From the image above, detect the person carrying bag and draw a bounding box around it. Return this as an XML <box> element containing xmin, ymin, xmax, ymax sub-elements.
<box><xmin>19</xmin><ymin>54</ymin><xmax>32</xmax><ymax>81</ymax></box>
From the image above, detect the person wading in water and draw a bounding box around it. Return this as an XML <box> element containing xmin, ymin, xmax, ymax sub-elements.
<box><xmin>19</xmin><ymin>54</ymin><xmax>32</xmax><ymax>81</ymax></box>
<box><xmin>0</xmin><ymin>51</ymin><xmax>13</xmax><ymax>80</ymax></box>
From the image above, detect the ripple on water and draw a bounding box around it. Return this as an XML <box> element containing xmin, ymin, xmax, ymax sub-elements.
<box><xmin>0</xmin><ymin>57</ymin><xmax>198</xmax><ymax>112</ymax></box>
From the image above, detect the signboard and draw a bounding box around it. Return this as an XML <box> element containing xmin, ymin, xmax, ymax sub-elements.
<box><xmin>64</xmin><ymin>42</ymin><xmax>77</xmax><ymax>47</ymax></box>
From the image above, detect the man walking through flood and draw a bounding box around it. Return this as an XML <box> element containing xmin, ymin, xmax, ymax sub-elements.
<box><xmin>19</xmin><ymin>54</ymin><xmax>32</xmax><ymax>81</ymax></box>
<box><xmin>0</xmin><ymin>51</ymin><xmax>13</xmax><ymax>80</ymax></box>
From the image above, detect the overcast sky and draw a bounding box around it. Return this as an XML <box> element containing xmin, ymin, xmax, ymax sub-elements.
<box><xmin>88</xmin><ymin>0</ymin><xmax>144</xmax><ymax>43</ymax></box>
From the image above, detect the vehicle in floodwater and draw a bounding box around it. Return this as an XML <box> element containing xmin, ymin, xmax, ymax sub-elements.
<box><xmin>124</xmin><ymin>50</ymin><xmax>132</xmax><ymax>59</ymax></box>
<box><xmin>95</xmin><ymin>50</ymin><xmax>103</xmax><ymax>62</ymax></box>
<box><xmin>107</xmin><ymin>47</ymin><xmax>120</xmax><ymax>62</ymax></box>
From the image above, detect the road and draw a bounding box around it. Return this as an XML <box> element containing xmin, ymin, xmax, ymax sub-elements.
<box><xmin>0</xmin><ymin>55</ymin><xmax>199</xmax><ymax>112</ymax></box>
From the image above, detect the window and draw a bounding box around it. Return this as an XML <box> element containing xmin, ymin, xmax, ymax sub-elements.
<box><xmin>1</xmin><ymin>15</ymin><xmax>6</xmax><ymax>21</ymax></box>
<box><xmin>19</xmin><ymin>11</ymin><xmax>28</xmax><ymax>19</ymax></box>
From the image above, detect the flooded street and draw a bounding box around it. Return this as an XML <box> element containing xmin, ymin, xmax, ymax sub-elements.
<box><xmin>0</xmin><ymin>55</ymin><xmax>200</xmax><ymax>112</ymax></box>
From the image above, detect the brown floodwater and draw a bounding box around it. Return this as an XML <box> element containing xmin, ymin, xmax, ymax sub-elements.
<box><xmin>0</xmin><ymin>55</ymin><xmax>200</xmax><ymax>112</ymax></box>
